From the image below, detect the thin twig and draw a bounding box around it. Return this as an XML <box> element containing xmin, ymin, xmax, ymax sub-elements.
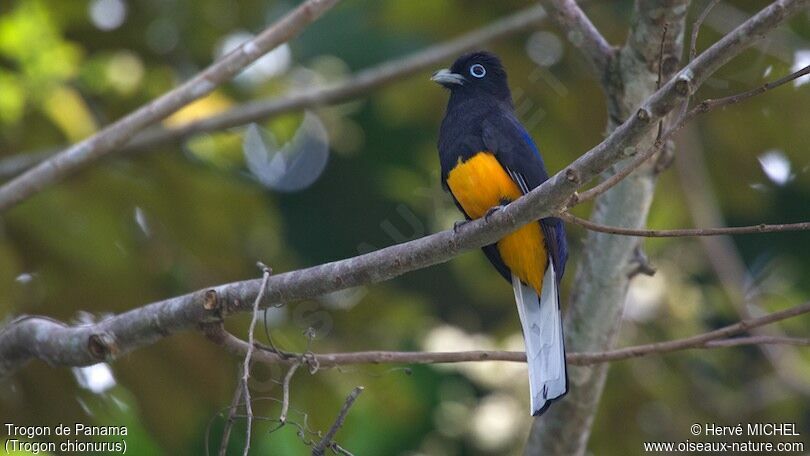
<box><xmin>312</xmin><ymin>387</ymin><xmax>364</xmax><ymax>456</ymax></box>
<box><xmin>206</xmin><ymin>395</ymin><xmax>319</xmax><ymax>455</ymax></box>
<box><xmin>206</xmin><ymin>335</ymin><xmax>810</xmax><ymax>367</ymax></box>
<box><xmin>332</xmin><ymin>444</ymin><xmax>355</xmax><ymax>456</ymax></box>
<box><xmin>682</xmin><ymin>64</ymin><xmax>810</xmax><ymax>125</ymax></box>
<box><xmin>657</xmin><ymin>23</ymin><xmax>669</xmax><ymax>93</ymax></box>
<box><xmin>705</xmin><ymin>336</ymin><xmax>810</xmax><ymax>348</ymax></box>
<box><xmin>653</xmin><ymin>22</ymin><xmax>675</xmax><ymax>174</ymax></box>
<box><xmin>690</xmin><ymin>0</ymin><xmax>721</xmax><ymax>63</ymax></box>
<box><xmin>574</xmin><ymin>302</ymin><xmax>810</xmax><ymax>364</ymax></box>
<box><xmin>241</xmin><ymin>263</ymin><xmax>272</xmax><ymax>456</ymax></box>
<box><xmin>654</xmin><ymin>22</ymin><xmax>670</xmax><ymax>144</ymax></box>
<box><xmin>279</xmin><ymin>362</ymin><xmax>301</xmax><ymax>424</ymax></box>
<box><xmin>205</xmin><ymin>301</ymin><xmax>810</xmax><ymax>367</ymax></box>
<box><xmin>671</xmin><ymin>0</ymin><xmax>721</xmax><ymax>142</ymax></box>
<box><xmin>571</xmin><ymin>139</ymin><xmax>662</xmax><ymax>205</ymax></box>
<box><xmin>218</xmin><ymin>380</ymin><xmax>245</xmax><ymax>456</ymax></box>
<box><xmin>560</xmin><ymin>212</ymin><xmax>810</xmax><ymax>237</ymax></box>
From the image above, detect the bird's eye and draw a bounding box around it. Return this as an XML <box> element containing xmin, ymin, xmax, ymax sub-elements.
<box><xmin>469</xmin><ymin>64</ymin><xmax>486</xmax><ymax>78</ymax></box>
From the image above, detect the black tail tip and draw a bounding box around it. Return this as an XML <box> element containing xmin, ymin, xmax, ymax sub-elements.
<box><xmin>531</xmin><ymin>389</ymin><xmax>568</xmax><ymax>417</ymax></box>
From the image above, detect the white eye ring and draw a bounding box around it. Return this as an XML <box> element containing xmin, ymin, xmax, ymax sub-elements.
<box><xmin>470</xmin><ymin>63</ymin><xmax>486</xmax><ymax>78</ymax></box>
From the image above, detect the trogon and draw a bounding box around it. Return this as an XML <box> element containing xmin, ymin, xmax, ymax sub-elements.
<box><xmin>432</xmin><ymin>51</ymin><xmax>568</xmax><ymax>416</ymax></box>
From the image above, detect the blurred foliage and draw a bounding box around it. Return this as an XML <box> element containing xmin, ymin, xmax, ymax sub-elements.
<box><xmin>1</xmin><ymin>0</ymin><xmax>809</xmax><ymax>455</ymax></box>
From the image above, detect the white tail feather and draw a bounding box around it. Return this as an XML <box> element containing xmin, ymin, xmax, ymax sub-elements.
<box><xmin>511</xmin><ymin>259</ymin><xmax>567</xmax><ymax>415</ymax></box>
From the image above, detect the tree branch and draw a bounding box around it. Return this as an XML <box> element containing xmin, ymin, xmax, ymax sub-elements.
<box><xmin>682</xmin><ymin>64</ymin><xmax>810</xmax><ymax>123</ymax></box>
<box><xmin>0</xmin><ymin>0</ymin><xmax>342</xmax><ymax>212</ymax></box>
<box><xmin>1</xmin><ymin>0</ymin><xmax>806</xmax><ymax>378</ymax></box>
<box><xmin>239</xmin><ymin>263</ymin><xmax>271</xmax><ymax>456</ymax></box>
<box><xmin>201</xmin><ymin>301</ymin><xmax>810</xmax><ymax>367</ymax></box>
<box><xmin>545</xmin><ymin>0</ymin><xmax>615</xmax><ymax>78</ymax></box>
<box><xmin>0</xmin><ymin>150</ymin><xmax>51</xmax><ymax>182</ymax></box>
<box><xmin>690</xmin><ymin>0</ymin><xmax>721</xmax><ymax>63</ymax></box>
<box><xmin>311</xmin><ymin>387</ymin><xmax>363</xmax><ymax>456</ymax></box>
<box><xmin>560</xmin><ymin>212</ymin><xmax>810</xmax><ymax>237</ymax></box>
<box><xmin>0</xmin><ymin>5</ymin><xmax>550</xmax><ymax>181</ymax></box>
<box><xmin>218</xmin><ymin>379</ymin><xmax>245</xmax><ymax>456</ymax></box>
<box><xmin>279</xmin><ymin>362</ymin><xmax>301</xmax><ymax>425</ymax></box>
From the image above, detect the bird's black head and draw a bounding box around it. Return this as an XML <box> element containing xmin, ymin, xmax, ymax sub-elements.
<box><xmin>431</xmin><ymin>51</ymin><xmax>511</xmax><ymax>103</ymax></box>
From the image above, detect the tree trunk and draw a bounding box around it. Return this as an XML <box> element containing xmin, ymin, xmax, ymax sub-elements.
<box><xmin>525</xmin><ymin>2</ymin><xmax>689</xmax><ymax>454</ymax></box>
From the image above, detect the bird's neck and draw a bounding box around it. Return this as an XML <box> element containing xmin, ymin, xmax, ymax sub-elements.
<box><xmin>446</xmin><ymin>91</ymin><xmax>513</xmax><ymax>116</ymax></box>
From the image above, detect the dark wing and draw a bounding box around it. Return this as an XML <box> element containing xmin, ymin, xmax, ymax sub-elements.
<box><xmin>540</xmin><ymin>217</ymin><xmax>568</xmax><ymax>281</ymax></box>
<box><xmin>482</xmin><ymin>110</ymin><xmax>568</xmax><ymax>281</ymax></box>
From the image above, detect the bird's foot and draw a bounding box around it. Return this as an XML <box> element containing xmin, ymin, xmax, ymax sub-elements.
<box><xmin>484</xmin><ymin>204</ymin><xmax>506</xmax><ymax>222</ymax></box>
<box><xmin>453</xmin><ymin>219</ymin><xmax>470</xmax><ymax>233</ymax></box>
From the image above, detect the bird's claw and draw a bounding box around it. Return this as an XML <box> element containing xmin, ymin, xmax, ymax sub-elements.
<box><xmin>453</xmin><ymin>219</ymin><xmax>470</xmax><ymax>233</ymax></box>
<box><xmin>484</xmin><ymin>204</ymin><xmax>505</xmax><ymax>222</ymax></box>
<box><xmin>453</xmin><ymin>205</ymin><xmax>505</xmax><ymax>233</ymax></box>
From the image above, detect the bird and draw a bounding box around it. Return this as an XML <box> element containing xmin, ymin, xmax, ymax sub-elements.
<box><xmin>432</xmin><ymin>51</ymin><xmax>568</xmax><ymax>416</ymax></box>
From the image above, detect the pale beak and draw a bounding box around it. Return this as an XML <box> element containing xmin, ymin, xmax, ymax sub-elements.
<box><xmin>431</xmin><ymin>68</ymin><xmax>465</xmax><ymax>87</ymax></box>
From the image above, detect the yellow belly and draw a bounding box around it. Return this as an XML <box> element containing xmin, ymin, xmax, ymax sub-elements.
<box><xmin>446</xmin><ymin>152</ymin><xmax>547</xmax><ymax>293</ymax></box>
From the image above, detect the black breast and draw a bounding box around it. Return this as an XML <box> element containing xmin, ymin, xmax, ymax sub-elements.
<box><xmin>437</xmin><ymin>96</ymin><xmax>494</xmax><ymax>181</ymax></box>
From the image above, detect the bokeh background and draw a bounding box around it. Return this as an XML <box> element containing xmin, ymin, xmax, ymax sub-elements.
<box><xmin>1</xmin><ymin>0</ymin><xmax>809</xmax><ymax>454</ymax></box>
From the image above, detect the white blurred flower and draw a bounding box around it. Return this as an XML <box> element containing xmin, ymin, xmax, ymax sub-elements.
<box><xmin>89</xmin><ymin>0</ymin><xmax>127</xmax><ymax>31</ymax></box>
<box><xmin>261</xmin><ymin>306</ymin><xmax>288</xmax><ymax>327</ymax></box>
<box><xmin>15</xmin><ymin>273</ymin><xmax>34</xmax><ymax>284</ymax></box>
<box><xmin>526</xmin><ymin>31</ymin><xmax>564</xmax><ymax>67</ymax></box>
<box><xmin>424</xmin><ymin>325</ymin><xmax>478</xmax><ymax>353</ymax></box>
<box><xmin>434</xmin><ymin>400</ymin><xmax>470</xmax><ymax>438</ymax></box>
<box><xmin>423</xmin><ymin>325</ymin><xmax>527</xmax><ymax>389</ymax></box>
<box><xmin>757</xmin><ymin>150</ymin><xmax>793</xmax><ymax>186</ymax></box>
<box><xmin>625</xmin><ymin>272</ymin><xmax>666</xmax><ymax>322</ymax></box>
<box><xmin>107</xmin><ymin>51</ymin><xmax>144</xmax><ymax>95</ymax></box>
<box><xmin>243</xmin><ymin>113</ymin><xmax>329</xmax><ymax>193</ymax></box>
<box><xmin>319</xmin><ymin>287</ymin><xmax>367</xmax><ymax>310</ymax></box>
<box><xmin>133</xmin><ymin>206</ymin><xmax>150</xmax><ymax>237</ymax></box>
<box><xmin>73</xmin><ymin>363</ymin><xmax>116</xmax><ymax>394</ymax></box>
<box><xmin>469</xmin><ymin>394</ymin><xmax>523</xmax><ymax>451</ymax></box>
